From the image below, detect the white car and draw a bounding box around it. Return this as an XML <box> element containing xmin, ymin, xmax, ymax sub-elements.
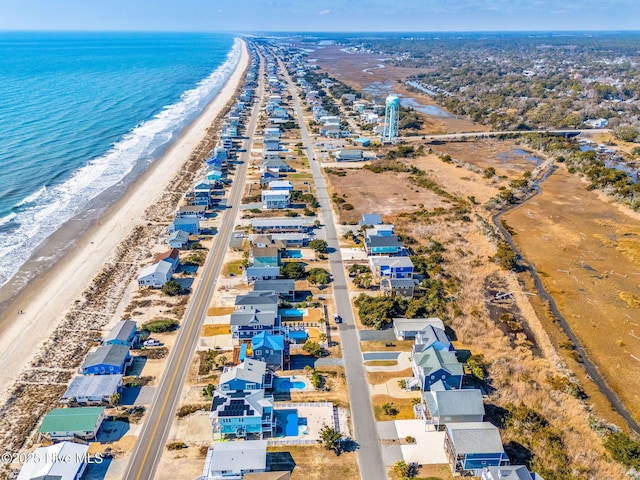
<box><xmin>143</xmin><ymin>338</ymin><xmax>161</xmax><ymax>347</ymax></box>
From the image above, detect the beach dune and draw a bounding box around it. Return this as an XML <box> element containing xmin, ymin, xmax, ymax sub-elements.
<box><xmin>0</xmin><ymin>39</ymin><xmax>249</xmax><ymax>404</ymax></box>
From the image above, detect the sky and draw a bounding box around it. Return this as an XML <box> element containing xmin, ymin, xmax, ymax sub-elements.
<box><xmin>0</xmin><ymin>0</ymin><xmax>639</xmax><ymax>32</ymax></box>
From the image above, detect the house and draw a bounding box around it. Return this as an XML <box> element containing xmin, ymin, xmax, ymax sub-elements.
<box><xmin>105</xmin><ymin>319</ymin><xmax>137</xmax><ymax>347</ymax></box>
<box><xmin>365</xmin><ymin>234</ymin><xmax>402</xmax><ymax>255</ymax></box>
<box><xmin>60</xmin><ymin>375</ymin><xmax>123</xmax><ymax>405</ymax></box>
<box><xmin>245</xmin><ymin>472</ymin><xmax>291</xmax><ymax>480</ymax></box>
<box><xmin>353</xmin><ymin>137</ymin><xmax>371</xmax><ymax>147</ymax></box>
<box><xmin>253</xmin><ymin>279</ymin><xmax>296</xmax><ymax>301</ymax></box>
<box><xmin>444</xmin><ymin>422</ymin><xmax>509</xmax><ymax>474</ymax></box>
<box><xmin>251</xmin><ymin>218</ymin><xmax>314</xmax><ymax>233</ymax></box>
<box><xmin>243</xmin><ymin>266</ymin><xmax>281</xmax><ymax>283</ymax></box>
<box><xmin>250</xmin><ymin>246</ymin><xmax>282</xmax><ymax>268</ymax></box>
<box><xmin>262</xmin><ymin>190</ymin><xmax>290</xmax><ymax>209</ymax></box>
<box><xmin>177</xmin><ymin>205</ymin><xmax>207</xmax><ymax>219</ymax></box>
<box><xmin>360</xmin><ymin>213</ymin><xmax>383</xmax><ymax>226</ymax></box>
<box><xmin>269</xmin><ymin>180</ymin><xmax>294</xmax><ymax>192</ymax></box>
<box><xmin>137</xmin><ymin>261</ymin><xmax>173</xmax><ymax>288</ymax></box>
<box><xmin>171</xmin><ymin>216</ymin><xmax>200</xmax><ymax>234</ymax></box>
<box><xmin>264</xmin><ymin>139</ymin><xmax>280</xmax><ymax>152</ymax></box>
<box><xmin>380</xmin><ymin>277</ymin><xmax>415</xmax><ymax>298</ymax></box>
<box><xmin>167</xmin><ymin>229</ymin><xmax>190</xmax><ymax>249</ymax></box>
<box><xmin>269</xmin><ymin>233</ymin><xmax>307</xmax><ymax>247</ymax></box>
<box><xmin>335</xmin><ymin>149</ymin><xmax>364</xmax><ymax>162</ymax></box>
<box><xmin>251</xmin><ymin>332</ymin><xmax>285</xmax><ymax>370</ymax></box>
<box><xmin>82</xmin><ymin>344</ymin><xmax>132</xmax><ymax>375</ymax></box>
<box><xmin>39</xmin><ymin>407</ymin><xmax>106</xmax><ymax>441</ymax></box>
<box><xmin>202</xmin><ymin>440</ymin><xmax>268</xmax><ymax>480</ymax></box>
<box><xmin>262</xmin><ymin>158</ymin><xmax>294</xmax><ymax>172</ymax></box>
<box><xmin>412</xmin><ymin>346</ymin><xmax>463</xmax><ymax>391</ymax></box>
<box><xmin>366</xmin><ymin>224</ymin><xmax>395</xmax><ymax>237</ymax></box>
<box><xmin>369</xmin><ymin>256</ymin><xmax>414</xmax><ymax>279</ymax></box>
<box><xmin>481</xmin><ymin>466</ymin><xmax>545</xmax><ymax>480</ymax></box>
<box><xmin>235</xmin><ymin>291</ymin><xmax>279</xmax><ymax>313</ymax></box>
<box><xmin>17</xmin><ymin>442</ymin><xmax>90</xmax><ymax>480</ymax></box>
<box><xmin>393</xmin><ymin>317</ymin><xmax>445</xmax><ymax>341</ymax></box>
<box><xmin>219</xmin><ymin>359</ymin><xmax>270</xmax><ymax>393</ymax></box>
<box><xmin>321</xmin><ymin>124</ymin><xmax>340</xmax><ymax>138</ymax></box>
<box><xmin>412</xmin><ymin>324</ymin><xmax>453</xmax><ymax>353</ymax></box>
<box><xmin>251</xmin><ymin>235</ymin><xmax>286</xmax><ymax>250</ymax></box>
<box><xmin>230</xmin><ymin>311</ymin><xmax>279</xmax><ymax>340</ymax></box>
<box><xmin>417</xmin><ymin>388</ymin><xmax>485</xmax><ymax>429</ymax></box>
<box><xmin>210</xmin><ymin>390</ymin><xmax>274</xmax><ymax>439</ymax></box>
<box><xmin>153</xmin><ymin>248</ymin><xmax>181</xmax><ymax>274</ymax></box>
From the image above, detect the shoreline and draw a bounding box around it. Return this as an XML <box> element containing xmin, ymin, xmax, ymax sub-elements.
<box><xmin>0</xmin><ymin>38</ymin><xmax>249</xmax><ymax>403</ymax></box>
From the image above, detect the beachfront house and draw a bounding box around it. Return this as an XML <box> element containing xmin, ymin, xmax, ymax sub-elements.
<box><xmin>416</xmin><ymin>388</ymin><xmax>485</xmax><ymax>430</ymax></box>
<box><xmin>444</xmin><ymin>422</ymin><xmax>509</xmax><ymax>475</ymax></box>
<box><xmin>104</xmin><ymin>319</ymin><xmax>137</xmax><ymax>347</ymax></box>
<box><xmin>154</xmin><ymin>248</ymin><xmax>180</xmax><ymax>274</ymax></box>
<box><xmin>38</xmin><ymin>407</ymin><xmax>106</xmax><ymax>442</ymax></box>
<box><xmin>219</xmin><ymin>359</ymin><xmax>271</xmax><ymax>393</ymax></box>
<box><xmin>137</xmin><ymin>261</ymin><xmax>173</xmax><ymax>288</ymax></box>
<box><xmin>177</xmin><ymin>205</ymin><xmax>207</xmax><ymax>219</ymax></box>
<box><xmin>261</xmin><ymin>190</ymin><xmax>290</xmax><ymax>209</ymax></box>
<box><xmin>360</xmin><ymin>213</ymin><xmax>383</xmax><ymax>226</ymax></box>
<box><xmin>412</xmin><ymin>346</ymin><xmax>464</xmax><ymax>391</ymax></box>
<box><xmin>82</xmin><ymin>344</ymin><xmax>132</xmax><ymax>375</ymax></box>
<box><xmin>202</xmin><ymin>440</ymin><xmax>268</xmax><ymax>480</ymax></box>
<box><xmin>243</xmin><ymin>266</ymin><xmax>281</xmax><ymax>283</ymax></box>
<box><xmin>380</xmin><ymin>277</ymin><xmax>415</xmax><ymax>298</ymax></box>
<box><xmin>167</xmin><ymin>229</ymin><xmax>190</xmax><ymax>249</ymax></box>
<box><xmin>412</xmin><ymin>325</ymin><xmax>453</xmax><ymax>353</ymax></box>
<box><xmin>171</xmin><ymin>216</ymin><xmax>200</xmax><ymax>235</ymax></box>
<box><xmin>210</xmin><ymin>389</ymin><xmax>274</xmax><ymax>439</ymax></box>
<box><xmin>393</xmin><ymin>317</ymin><xmax>445</xmax><ymax>341</ymax></box>
<box><xmin>366</xmin><ymin>224</ymin><xmax>395</xmax><ymax>237</ymax></box>
<box><xmin>17</xmin><ymin>442</ymin><xmax>89</xmax><ymax>480</ymax></box>
<box><xmin>60</xmin><ymin>374</ymin><xmax>123</xmax><ymax>405</ymax></box>
<box><xmin>251</xmin><ymin>332</ymin><xmax>285</xmax><ymax>371</ymax></box>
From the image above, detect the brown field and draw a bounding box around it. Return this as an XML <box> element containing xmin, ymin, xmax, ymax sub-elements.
<box><xmin>360</xmin><ymin>340</ymin><xmax>414</xmax><ymax>352</ymax></box>
<box><xmin>367</xmin><ymin>368</ymin><xmax>414</xmax><ymax>385</ymax></box>
<box><xmin>201</xmin><ymin>324</ymin><xmax>230</xmax><ymax>336</ymax></box>
<box><xmin>372</xmin><ymin>395</ymin><xmax>420</xmax><ymax>421</ymax></box>
<box><xmin>206</xmin><ymin>306</ymin><xmax>234</xmax><ymax>316</ymax></box>
<box><xmin>504</xmin><ymin>165</ymin><xmax>640</xmax><ymax>422</ymax></box>
<box><xmin>364</xmin><ymin>360</ymin><xmax>398</xmax><ymax>367</ymax></box>
<box><xmin>325</xmin><ymin>167</ymin><xmax>450</xmax><ymax>224</ymax></box>
<box><xmin>268</xmin><ymin>445</ymin><xmax>360</xmax><ymax>480</ymax></box>
<box><xmin>387</xmin><ymin>464</ymin><xmax>454</xmax><ymax>480</ymax></box>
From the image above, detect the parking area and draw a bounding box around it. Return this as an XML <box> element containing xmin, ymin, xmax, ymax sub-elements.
<box><xmin>377</xmin><ymin>420</ymin><xmax>449</xmax><ymax>466</ymax></box>
<box><xmin>363</xmin><ymin>351</ymin><xmax>401</xmax><ymax>361</ymax></box>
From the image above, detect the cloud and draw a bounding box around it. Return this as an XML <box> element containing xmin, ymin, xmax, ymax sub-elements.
<box><xmin>318</xmin><ymin>9</ymin><xmax>331</xmax><ymax>15</ymax></box>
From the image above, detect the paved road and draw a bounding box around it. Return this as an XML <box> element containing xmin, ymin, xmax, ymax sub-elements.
<box><xmin>402</xmin><ymin>128</ymin><xmax>610</xmax><ymax>142</ymax></box>
<box><xmin>278</xmin><ymin>56</ymin><xmax>387</xmax><ymax>480</ymax></box>
<box><xmin>124</xmin><ymin>49</ymin><xmax>265</xmax><ymax>480</ymax></box>
<box><xmin>493</xmin><ymin>169</ymin><xmax>640</xmax><ymax>436</ymax></box>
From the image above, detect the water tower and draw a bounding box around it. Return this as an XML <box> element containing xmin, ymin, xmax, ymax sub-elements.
<box><xmin>382</xmin><ymin>95</ymin><xmax>400</xmax><ymax>144</ymax></box>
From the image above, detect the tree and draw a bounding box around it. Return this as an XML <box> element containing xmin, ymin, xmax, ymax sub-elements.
<box><xmin>307</xmin><ymin>268</ymin><xmax>331</xmax><ymax>285</ymax></box>
<box><xmin>382</xmin><ymin>402</ymin><xmax>399</xmax><ymax>416</ymax></box>
<box><xmin>215</xmin><ymin>355</ymin><xmax>228</xmax><ymax>369</ymax></box>
<box><xmin>302</xmin><ymin>340</ymin><xmax>323</xmax><ymax>358</ymax></box>
<box><xmin>162</xmin><ymin>280</ymin><xmax>183</xmax><ymax>296</ymax></box>
<box><xmin>467</xmin><ymin>354</ymin><xmax>490</xmax><ymax>381</ymax></box>
<box><xmin>492</xmin><ymin>240</ymin><xmax>519</xmax><ymax>270</ymax></box>
<box><xmin>613</xmin><ymin>125</ymin><xmax>639</xmax><ymax>143</ymax></box>
<box><xmin>110</xmin><ymin>392</ymin><xmax>121</xmax><ymax>405</ymax></box>
<box><xmin>394</xmin><ymin>460</ymin><xmax>416</xmax><ymax>479</ymax></box>
<box><xmin>280</xmin><ymin>262</ymin><xmax>307</xmax><ymax>280</ymax></box>
<box><xmin>308</xmin><ymin>239</ymin><xmax>329</xmax><ymax>254</ymax></box>
<box><xmin>318</xmin><ymin>425</ymin><xmax>342</xmax><ymax>454</ymax></box>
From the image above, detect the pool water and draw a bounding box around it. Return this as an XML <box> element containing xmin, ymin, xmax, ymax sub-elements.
<box><xmin>279</xmin><ymin>308</ymin><xmax>306</xmax><ymax>317</ymax></box>
<box><xmin>286</xmin><ymin>250</ymin><xmax>303</xmax><ymax>258</ymax></box>
<box><xmin>274</xmin><ymin>378</ymin><xmax>306</xmax><ymax>391</ymax></box>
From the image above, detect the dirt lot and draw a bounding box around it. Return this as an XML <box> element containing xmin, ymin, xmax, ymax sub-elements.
<box><xmin>268</xmin><ymin>445</ymin><xmax>360</xmax><ymax>480</ymax></box>
<box><xmin>505</xmin><ymin>165</ymin><xmax>640</xmax><ymax>422</ymax></box>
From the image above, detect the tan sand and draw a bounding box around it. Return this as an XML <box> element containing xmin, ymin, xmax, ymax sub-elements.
<box><xmin>0</xmin><ymin>39</ymin><xmax>250</xmax><ymax>402</ymax></box>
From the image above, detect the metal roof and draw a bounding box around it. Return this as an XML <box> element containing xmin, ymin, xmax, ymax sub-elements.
<box><xmin>207</xmin><ymin>440</ymin><xmax>268</xmax><ymax>473</ymax></box>
<box><xmin>446</xmin><ymin>422</ymin><xmax>505</xmax><ymax>454</ymax></box>
<box><xmin>220</xmin><ymin>359</ymin><xmax>267</xmax><ymax>386</ymax></box>
<box><xmin>17</xmin><ymin>442</ymin><xmax>89</xmax><ymax>480</ymax></box>
<box><xmin>393</xmin><ymin>317</ymin><xmax>445</xmax><ymax>332</ymax></box>
<box><xmin>366</xmin><ymin>235</ymin><xmax>402</xmax><ymax>248</ymax></box>
<box><xmin>413</xmin><ymin>347</ymin><xmax>463</xmax><ymax>376</ymax></box>
<box><xmin>481</xmin><ymin>466</ymin><xmax>538</xmax><ymax>480</ymax></box>
<box><xmin>82</xmin><ymin>344</ymin><xmax>130</xmax><ymax>369</ymax></box>
<box><xmin>370</xmin><ymin>256</ymin><xmax>414</xmax><ymax>268</ymax></box>
<box><xmin>253</xmin><ymin>279</ymin><xmax>296</xmax><ymax>293</ymax></box>
<box><xmin>252</xmin><ymin>217</ymin><xmax>314</xmax><ymax>228</ymax></box>
<box><xmin>105</xmin><ymin>320</ymin><xmax>137</xmax><ymax>344</ymax></box>
<box><xmin>360</xmin><ymin>213</ymin><xmax>383</xmax><ymax>225</ymax></box>
<box><xmin>39</xmin><ymin>407</ymin><xmax>105</xmax><ymax>434</ymax></box>
<box><xmin>230</xmin><ymin>311</ymin><xmax>277</xmax><ymax>327</ymax></box>
<box><xmin>252</xmin><ymin>332</ymin><xmax>285</xmax><ymax>351</ymax></box>
<box><xmin>62</xmin><ymin>375</ymin><xmax>123</xmax><ymax>401</ymax></box>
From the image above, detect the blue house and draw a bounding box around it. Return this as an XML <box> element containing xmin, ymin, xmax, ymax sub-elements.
<box><xmin>219</xmin><ymin>359</ymin><xmax>271</xmax><ymax>393</ymax></box>
<box><xmin>251</xmin><ymin>332</ymin><xmax>285</xmax><ymax>370</ymax></box>
<box><xmin>369</xmin><ymin>256</ymin><xmax>414</xmax><ymax>279</ymax></box>
<box><xmin>250</xmin><ymin>246</ymin><xmax>282</xmax><ymax>268</ymax></box>
<box><xmin>82</xmin><ymin>344</ymin><xmax>132</xmax><ymax>375</ymax></box>
<box><xmin>412</xmin><ymin>346</ymin><xmax>463</xmax><ymax>391</ymax></box>
<box><xmin>360</xmin><ymin>213</ymin><xmax>383</xmax><ymax>226</ymax></box>
<box><xmin>104</xmin><ymin>320</ymin><xmax>137</xmax><ymax>347</ymax></box>
<box><xmin>172</xmin><ymin>216</ymin><xmax>200</xmax><ymax>235</ymax></box>
<box><xmin>444</xmin><ymin>422</ymin><xmax>509</xmax><ymax>475</ymax></box>
<box><xmin>365</xmin><ymin>235</ymin><xmax>402</xmax><ymax>255</ymax></box>
<box><xmin>230</xmin><ymin>312</ymin><xmax>280</xmax><ymax>340</ymax></box>
<box><xmin>210</xmin><ymin>390</ymin><xmax>274</xmax><ymax>439</ymax></box>
<box><xmin>412</xmin><ymin>325</ymin><xmax>453</xmax><ymax>353</ymax></box>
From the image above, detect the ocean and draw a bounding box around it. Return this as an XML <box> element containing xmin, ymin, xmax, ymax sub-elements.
<box><xmin>0</xmin><ymin>32</ymin><xmax>238</xmax><ymax>289</ymax></box>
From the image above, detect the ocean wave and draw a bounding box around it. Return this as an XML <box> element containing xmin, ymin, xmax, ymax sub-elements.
<box><xmin>0</xmin><ymin>38</ymin><xmax>242</xmax><ymax>289</ymax></box>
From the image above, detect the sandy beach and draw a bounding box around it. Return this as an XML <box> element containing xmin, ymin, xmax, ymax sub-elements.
<box><xmin>0</xmin><ymin>39</ymin><xmax>249</xmax><ymax>403</ymax></box>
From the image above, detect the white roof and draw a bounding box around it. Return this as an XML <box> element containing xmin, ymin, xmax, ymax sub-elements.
<box><xmin>18</xmin><ymin>442</ymin><xmax>89</xmax><ymax>480</ymax></box>
<box><xmin>270</xmin><ymin>180</ymin><xmax>293</xmax><ymax>188</ymax></box>
<box><xmin>62</xmin><ymin>374</ymin><xmax>123</xmax><ymax>401</ymax></box>
<box><xmin>262</xmin><ymin>190</ymin><xmax>289</xmax><ymax>197</ymax></box>
<box><xmin>393</xmin><ymin>317</ymin><xmax>444</xmax><ymax>331</ymax></box>
<box><xmin>208</xmin><ymin>440</ymin><xmax>268</xmax><ymax>472</ymax></box>
<box><xmin>138</xmin><ymin>261</ymin><xmax>172</xmax><ymax>279</ymax></box>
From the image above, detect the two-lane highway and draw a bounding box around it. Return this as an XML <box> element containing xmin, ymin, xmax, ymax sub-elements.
<box><xmin>124</xmin><ymin>42</ymin><xmax>265</xmax><ymax>480</ymax></box>
<box><xmin>277</xmin><ymin>56</ymin><xmax>387</xmax><ymax>480</ymax></box>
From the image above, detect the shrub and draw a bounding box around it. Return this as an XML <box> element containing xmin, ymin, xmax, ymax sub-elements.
<box><xmin>142</xmin><ymin>319</ymin><xmax>179</xmax><ymax>333</ymax></box>
<box><xmin>308</xmin><ymin>239</ymin><xmax>329</xmax><ymax>253</ymax></box>
<box><xmin>183</xmin><ymin>252</ymin><xmax>205</xmax><ymax>266</ymax></box>
<box><xmin>280</xmin><ymin>261</ymin><xmax>306</xmax><ymax>279</ymax></box>
<box><xmin>604</xmin><ymin>432</ymin><xmax>640</xmax><ymax>469</ymax></box>
<box><xmin>161</xmin><ymin>280</ymin><xmax>184</xmax><ymax>296</ymax></box>
<box><xmin>307</xmin><ymin>267</ymin><xmax>331</xmax><ymax>285</ymax></box>
<box><xmin>466</xmin><ymin>354</ymin><xmax>490</xmax><ymax>381</ymax></box>
<box><xmin>303</xmin><ymin>340</ymin><xmax>323</xmax><ymax>358</ymax></box>
<box><xmin>166</xmin><ymin>441</ymin><xmax>188</xmax><ymax>451</ymax></box>
<box><xmin>176</xmin><ymin>404</ymin><xmax>207</xmax><ymax>418</ymax></box>
<box><xmin>382</xmin><ymin>403</ymin><xmax>399</xmax><ymax>416</ymax></box>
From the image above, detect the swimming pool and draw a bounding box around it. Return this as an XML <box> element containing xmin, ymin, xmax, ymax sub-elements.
<box><xmin>286</xmin><ymin>250</ymin><xmax>303</xmax><ymax>258</ymax></box>
<box><xmin>273</xmin><ymin>377</ymin><xmax>306</xmax><ymax>392</ymax></box>
<box><xmin>279</xmin><ymin>308</ymin><xmax>306</xmax><ymax>317</ymax></box>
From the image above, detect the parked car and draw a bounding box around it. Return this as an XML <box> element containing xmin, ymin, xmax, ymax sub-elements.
<box><xmin>143</xmin><ymin>338</ymin><xmax>161</xmax><ymax>347</ymax></box>
<box><xmin>333</xmin><ymin>314</ymin><xmax>342</xmax><ymax>324</ymax></box>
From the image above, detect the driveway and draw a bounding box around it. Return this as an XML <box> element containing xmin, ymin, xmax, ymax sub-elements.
<box><xmin>363</xmin><ymin>351</ymin><xmax>401</xmax><ymax>361</ymax></box>
<box><xmin>359</xmin><ymin>330</ymin><xmax>397</xmax><ymax>342</ymax></box>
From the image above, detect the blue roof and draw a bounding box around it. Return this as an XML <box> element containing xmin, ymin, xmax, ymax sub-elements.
<box><xmin>252</xmin><ymin>331</ymin><xmax>284</xmax><ymax>350</ymax></box>
<box><xmin>360</xmin><ymin>213</ymin><xmax>383</xmax><ymax>225</ymax></box>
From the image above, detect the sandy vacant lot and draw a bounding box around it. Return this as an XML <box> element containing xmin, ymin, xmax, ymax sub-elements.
<box><xmin>505</xmin><ymin>165</ymin><xmax>640</xmax><ymax>421</ymax></box>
